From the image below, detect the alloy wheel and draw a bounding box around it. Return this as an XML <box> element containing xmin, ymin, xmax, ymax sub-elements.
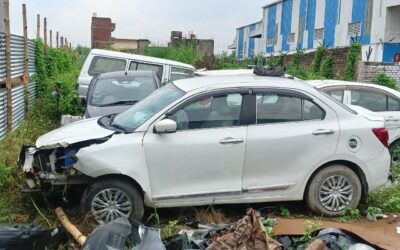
<box><xmin>91</xmin><ymin>188</ymin><xmax>133</xmax><ymax>224</ymax></box>
<box><xmin>318</xmin><ymin>175</ymin><xmax>354</xmax><ymax>212</ymax></box>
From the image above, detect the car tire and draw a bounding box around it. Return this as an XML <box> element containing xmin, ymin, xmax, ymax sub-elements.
<box><xmin>306</xmin><ymin>165</ymin><xmax>362</xmax><ymax>216</ymax></box>
<box><xmin>81</xmin><ymin>178</ymin><xmax>144</xmax><ymax>224</ymax></box>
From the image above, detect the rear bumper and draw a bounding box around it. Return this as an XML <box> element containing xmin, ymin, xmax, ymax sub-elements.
<box><xmin>78</xmin><ymin>84</ymin><xmax>88</xmax><ymax>99</ymax></box>
<box><xmin>364</xmin><ymin>148</ymin><xmax>391</xmax><ymax>192</ymax></box>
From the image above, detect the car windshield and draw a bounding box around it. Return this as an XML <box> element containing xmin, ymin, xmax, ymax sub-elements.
<box><xmin>90</xmin><ymin>76</ymin><xmax>158</xmax><ymax>107</ymax></box>
<box><xmin>111</xmin><ymin>84</ymin><xmax>185</xmax><ymax>131</ymax></box>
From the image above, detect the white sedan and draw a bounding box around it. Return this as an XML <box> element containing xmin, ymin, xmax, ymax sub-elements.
<box><xmin>20</xmin><ymin>73</ymin><xmax>390</xmax><ymax>223</ymax></box>
<box><xmin>308</xmin><ymin>80</ymin><xmax>400</xmax><ymax>160</ymax></box>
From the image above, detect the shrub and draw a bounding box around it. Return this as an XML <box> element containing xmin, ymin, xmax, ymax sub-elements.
<box><xmin>372</xmin><ymin>73</ymin><xmax>397</xmax><ymax>90</ymax></box>
<box><xmin>34</xmin><ymin>40</ymin><xmax>84</xmax><ymax>116</ymax></box>
<box><xmin>312</xmin><ymin>46</ymin><xmax>325</xmax><ymax>74</ymax></box>
<box><xmin>320</xmin><ymin>55</ymin><xmax>334</xmax><ymax>79</ymax></box>
<box><xmin>344</xmin><ymin>42</ymin><xmax>361</xmax><ymax>81</ymax></box>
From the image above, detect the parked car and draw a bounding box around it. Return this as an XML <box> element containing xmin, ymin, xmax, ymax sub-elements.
<box><xmin>307</xmin><ymin>80</ymin><xmax>400</xmax><ymax>160</ymax></box>
<box><xmin>85</xmin><ymin>71</ymin><xmax>161</xmax><ymax>118</ymax></box>
<box><xmin>77</xmin><ymin>49</ymin><xmax>196</xmax><ymax>98</ymax></box>
<box><xmin>19</xmin><ymin>73</ymin><xmax>390</xmax><ymax>224</ymax></box>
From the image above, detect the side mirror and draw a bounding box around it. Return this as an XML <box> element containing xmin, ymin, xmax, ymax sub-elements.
<box><xmin>154</xmin><ymin>119</ymin><xmax>177</xmax><ymax>134</ymax></box>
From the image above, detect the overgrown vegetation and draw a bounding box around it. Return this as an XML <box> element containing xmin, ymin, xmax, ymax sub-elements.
<box><xmin>0</xmin><ymin>40</ymin><xmax>85</xmax><ymax>224</ymax></box>
<box><xmin>312</xmin><ymin>46</ymin><xmax>326</xmax><ymax>74</ymax></box>
<box><xmin>372</xmin><ymin>73</ymin><xmax>398</xmax><ymax>90</ymax></box>
<box><xmin>344</xmin><ymin>42</ymin><xmax>362</xmax><ymax>81</ymax></box>
<box><xmin>367</xmin><ymin>162</ymin><xmax>400</xmax><ymax>212</ymax></box>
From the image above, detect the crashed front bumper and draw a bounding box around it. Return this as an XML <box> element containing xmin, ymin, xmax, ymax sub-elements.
<box><xmin>18</xmin><ymin>144</ymin><xmax>91</xmax><ymax>192</ymax></box>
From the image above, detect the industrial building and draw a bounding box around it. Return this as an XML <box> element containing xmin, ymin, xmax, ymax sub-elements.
<box><xmin>229</xmin><ymin>0</ymin><xmax>400</xmax><ymax>62</ymax></box>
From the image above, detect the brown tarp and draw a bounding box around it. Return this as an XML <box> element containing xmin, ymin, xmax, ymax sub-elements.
<box><xmin>273</xmin><ymin>217</ymin><xmax>400</xmax><ymax>250</ymax></box>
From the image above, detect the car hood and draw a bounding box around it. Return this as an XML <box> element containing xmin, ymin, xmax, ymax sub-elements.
<box><xmin>36</xmin><ymin>117</ymin><xmax>114</xmax><ymax>148</ymax></box>
<box><xmin>86</xmin><ymin>105</ymin><xmax>132</xmax><ymax>119</ymax></box>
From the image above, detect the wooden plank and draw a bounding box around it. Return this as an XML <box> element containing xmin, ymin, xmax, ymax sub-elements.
<box><xmin>36</xmin><ymin>14</ymin><xmax>40</xmax><ymax>39</ymax></box>
<box><xmin>49</xmin><ymin>29</ymin><xmax>52</xmax><ymax>48</ymax></box>
<box><xmin>43</xmin><ymin>17</ymin><xmax>47</xmax><ymax>53</ymax></box>
<box><xmin>3</xmin><ymin>0</ymin><xmax>12</xmax><ymax>133</ymax></box>
<box><xmin>22</xmin><ymin>3</ymin><xmax>30</xmax><ymax>112</ymax></box>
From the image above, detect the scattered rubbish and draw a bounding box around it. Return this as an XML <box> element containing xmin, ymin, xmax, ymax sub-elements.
<box><xmin>207</xmin><ymin>208</ymin><xmax>281</xmax><ymax>250</ymax></box>
<box><xmin>0</xmin><ymin>224</ymin><xmax>68</xmax><ymax>250</ymax></box>
<box><xmin>54</xmin><ymin>207</ymin><xmax>399</xmax><ymax>250</ymax></box>
<box><xmin>82</xmin><ymin>216</ymin><xmax>165</xmax><ymax>250</ymax></box>
<box><xmin>273</xmin><ymin>218</ymin><xmax>398</xmax><ymax>249</ymax></box>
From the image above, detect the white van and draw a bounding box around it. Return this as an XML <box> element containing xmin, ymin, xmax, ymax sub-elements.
<box><xmin>77</xmin><ymin>49</ymin><xmax>196</xmax><ymax>98</ymax></box>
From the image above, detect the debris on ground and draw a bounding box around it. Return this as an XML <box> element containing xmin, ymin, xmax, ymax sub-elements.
<box><xmin>273</xmin><ymin>217</ymin><xmax>400</xmax><ymax>249</ymax></box>
<box><xmin>82</xmin><ymin>216</ymin><xmax>165</xmax><ymax>250</ymax></box>
<box><xmin>0</xmin><ymin>223</ymin><xmax>68</xmax><ymax>250</ymax></box>
<box><xmin>54</xmin><ymin>207</ymin><xmax>399</xmax><ymax>250</ymax></box>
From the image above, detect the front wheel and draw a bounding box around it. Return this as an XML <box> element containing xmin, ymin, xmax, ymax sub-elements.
<box><xmin>306</xmin><ymin>165</ymin><xmax>362</xmax><ymax>216</ymax></box>
<box><xmin>81</xmin><ymin>179</ymin><xmax>144</xmax><ymax>224</ymax></box>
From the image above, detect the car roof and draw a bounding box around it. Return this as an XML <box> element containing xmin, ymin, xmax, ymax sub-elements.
<box><xmin>90</xmin><ymin>49</ymin><xmax>195</xmax><ymax>70</ymax></box>
<box><xmin>174</xmin><ymin>72</ymin><xmax>313</xmax><ymax>93</ymax></box>
<box><xmin>98</xmin><ymin>70</ymin><xmax>156</xmax><ymax>79</ymax></box>
<box><xmin>307</xmin><ymin>80</ymin><xmax>400</xmax><ymax>97</ymax></box>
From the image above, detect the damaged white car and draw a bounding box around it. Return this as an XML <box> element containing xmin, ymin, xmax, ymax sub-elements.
<box><xmin>19</xmin><ymin>72</ymin><xmax>391</xmax><ymax>224</ymax></box>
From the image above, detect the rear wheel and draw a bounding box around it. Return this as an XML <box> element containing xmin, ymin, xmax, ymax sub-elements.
<box><xmin>306</xmin><ymin>165</ymin><xmax>362</xmax><ymax>216</ymax></box>
<box><xmin>81</xmin><ymin>179</ymin><xmax>144</xmax><ymax>224</ymax></box>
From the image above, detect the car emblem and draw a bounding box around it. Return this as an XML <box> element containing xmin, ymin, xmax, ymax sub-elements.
<box><xmin>347</xmin><ymin>136</ymin><xmax>362</xmax><ymax>153</ymax></box>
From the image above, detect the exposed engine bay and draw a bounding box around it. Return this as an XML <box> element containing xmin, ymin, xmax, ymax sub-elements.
<box><xmin>18</xmin><ymin>137</ymin><xmax>111</xmax><ymax>194</ymax></box>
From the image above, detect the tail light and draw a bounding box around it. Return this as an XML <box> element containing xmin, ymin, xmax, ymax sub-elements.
<box><xmin>372</xmin><ymin>128</ymin><xmax>389</xmax><ymax>148</ymax></box>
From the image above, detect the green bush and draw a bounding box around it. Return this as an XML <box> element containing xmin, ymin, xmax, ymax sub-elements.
<box><xmin>312</xmin><ymin>46</ymin><xmax>325</xmax><ymax>74</ymax></box>
<box><xmin>372</xmin><ymin>73</ymin><xmax>397</xmax><ymax>90</ymax></box>
<box><xmin>144</xmin><ymin>42</ymin><xmax>197</xmax><ymax>65</ymax></box>
<box><xmin>34</xmin><ymin>40</ymin><xmax>84</xmax><ymax>116</ymax></box>
<box><xmin>320</xmin><ymin>55</ymin><xmax>334</xmax><ymax>79</ymax></box>
<box><xmin>344</xmin><ymin>42</ymin><xmax>361</xmax><ymax>81</ymax></box>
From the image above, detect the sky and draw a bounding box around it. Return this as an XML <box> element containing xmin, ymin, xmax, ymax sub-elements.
<box><xmin>6</xmin><ymin>0</ymin><xmax>270</xmax><ymax>53</ymax></box>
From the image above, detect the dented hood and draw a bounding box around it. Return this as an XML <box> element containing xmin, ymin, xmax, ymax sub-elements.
<box><xmin>36</xmin><ymin>117</ymin><xmax>114</xmax><ymax>148</ymax></box>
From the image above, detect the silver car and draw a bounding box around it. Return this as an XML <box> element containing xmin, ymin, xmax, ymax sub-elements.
<box><xmin>85</xmin><ymin>71</ymin><xmax>161</xmax><ymax>118</ymax></box>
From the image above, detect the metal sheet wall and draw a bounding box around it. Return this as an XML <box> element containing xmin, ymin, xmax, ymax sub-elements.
<box><xmin>0</xmin><ymin>32</ymin><xmax>36</xmax><ymax>81</ymax></box>
<box><xmin>0</xmin><ymin>82</ymin><xmax>36</xmax><ymax>140</ymax></box>
<box><xmin>11</xmin><ymin>85</ymin><xmax>25</xmax><ymax>130</ymax></box>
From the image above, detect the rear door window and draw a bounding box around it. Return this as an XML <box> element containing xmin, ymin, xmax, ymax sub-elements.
<box><xmin>351</xmin><ymin>90</ymin><xmax>387</xmax><ymax>112</ymax></box>
<box><xmin>129</xmin><ymin>61</ymin><xmax>163</xmax><ymax>81</ymax></box>
<box><xmin>171</xmin><ymin>67</ymin><xmax>195</xmax><ymax>81</ymax></box>
<box><xmin>88</xmin><ymin>56</ymin><xmax>127</xmax><ymax>76</ymax></box>
<box><xmin>256</xmin><ymin>93</ymin><xmax>325</xmax><ymax>124</ymax></box>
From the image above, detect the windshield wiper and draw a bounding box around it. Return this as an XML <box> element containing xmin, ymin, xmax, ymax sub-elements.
<box><xmin>98</xmin><ymin>100</ymin><xmax>139</xmax><ymax>107</ymax></box>
<box><xmin>108</xmin><ymin>114</ymin><xmax>129</xmax><ymax>133</ymax></box>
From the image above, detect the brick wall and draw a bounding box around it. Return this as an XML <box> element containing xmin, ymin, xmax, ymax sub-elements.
<box><xmin>280</xmin><ymin>47</ymin><xmax>351</xmax><ymax>78</ymax></box>
<box><xmin>91</xmin><ymin>17</ymin><xmax>114</xmax><ymax>49</ymax></box>
<box><xmin>357</xmin><ymin>62</ymin><xmax>400</xmax><ymax>84</ymax></box>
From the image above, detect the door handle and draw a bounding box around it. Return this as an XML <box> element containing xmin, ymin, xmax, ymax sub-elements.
<box><xmin>312</xmin><ymin>129</ymin><xmax>335</xmax><ymax>136</ymax></box>
<box><xmin>219</xmin><ymin>137</ymin><xmax>244</xmax><ymax>145</ymax></box>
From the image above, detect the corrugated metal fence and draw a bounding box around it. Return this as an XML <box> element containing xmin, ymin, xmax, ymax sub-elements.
<box><xmin>0</xmin><ymin>32</ymin><xmax>37</xmax><ymax>140</ymax></box>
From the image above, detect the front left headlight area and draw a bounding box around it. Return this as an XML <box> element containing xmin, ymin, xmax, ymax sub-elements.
<box><xmin>18</xmin><ymin>144</ymin><xmax>91</xmax><ymax>193</ymax></box>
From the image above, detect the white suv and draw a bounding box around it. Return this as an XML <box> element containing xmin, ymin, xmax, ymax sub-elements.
<box><xmin>20</xmin><ymin>73</ymin><xmax>390</xmax><ymax>223</ymax></box>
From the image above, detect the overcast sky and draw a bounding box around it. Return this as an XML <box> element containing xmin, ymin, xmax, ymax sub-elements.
<box><xmin>7</xmin><ymin>0</ymin><xmax>271</xmax><ymax>53</ymax></box>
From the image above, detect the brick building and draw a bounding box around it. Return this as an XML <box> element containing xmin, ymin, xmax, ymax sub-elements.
<box><xmin>91</xmin><ymin>14</ymin><xmax>150</xmax><ymax>53</ymax></box>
